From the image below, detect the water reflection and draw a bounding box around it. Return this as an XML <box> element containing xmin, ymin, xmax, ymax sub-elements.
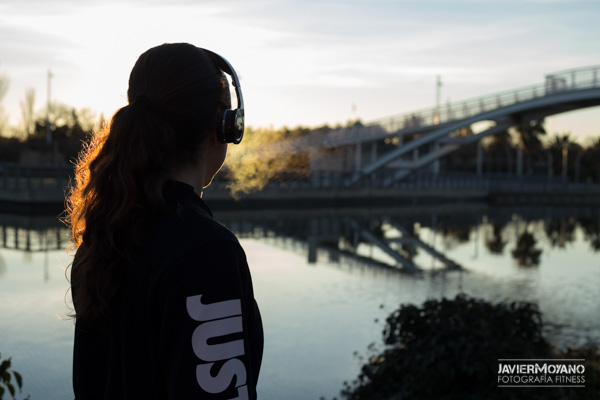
<box><xmin>485</xmin><ymin>223</ymin><xmax>507</xmax><ymax>254</ymax></box>
<box><xmin>0</xmin><ymin>203</ymin><xmax>598</xmax><ymax>277</ymax></box>
<box><xmin>214</xmin><ymin>203</ymin><xmax>600</xmax><ymax>272</ymax></box>
<box><xmin>0</xmin><ymin>214</ymin><xmax>68</xmax><ymax>283</ymax></box>
<box><xmin>0</xmin><ymin>204</ymin><xmax>598</xmax><ymax>400</ymax></box>
<box><xmin>512</xmin><ymin>230</ymin><xmax>542</xmax><ymax>267</ymax></box>
<box><xmin>581</xmin><ymin>216</ymin><xmax>600</xmax><ymax>251</ymax></box>
<box><xmin>0</xmin><ymin>250</ymin><xmax>5</xmax><ymax>278</ymax></box>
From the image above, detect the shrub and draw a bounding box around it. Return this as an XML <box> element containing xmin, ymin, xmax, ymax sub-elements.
<box><xmin>339</xmin><ymin>294</ymin><xmax>599</xmax><ymax>400</ymax></box>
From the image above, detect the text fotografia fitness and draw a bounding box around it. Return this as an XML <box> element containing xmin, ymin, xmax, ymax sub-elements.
<box><xmin>498</xmin><ymin>359</ymin><xmax>586</xmax><ymax>387</ymax></box>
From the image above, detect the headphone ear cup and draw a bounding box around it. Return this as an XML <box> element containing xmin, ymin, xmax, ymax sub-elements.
<box><xmin>222</xmin><ymin>109</ymin><xmax>245</xmax><ymax>144</ymax></box>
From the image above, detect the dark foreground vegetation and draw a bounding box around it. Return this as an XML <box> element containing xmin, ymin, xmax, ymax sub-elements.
<box><xmin>334</xmin><ymin>295</ymin><xmax>599</xmax><ymax>400</ymax></box>
<box><xmin>0</xmin><ymin>354</ymin><xmax>29</xmax><ymax>400</ymax></box>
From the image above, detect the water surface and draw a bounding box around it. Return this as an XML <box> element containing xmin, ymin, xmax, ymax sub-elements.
<box><xmin>0</xmin><ymin>205</ymin><xmax>598</xmax><ymax>399</ymax></box>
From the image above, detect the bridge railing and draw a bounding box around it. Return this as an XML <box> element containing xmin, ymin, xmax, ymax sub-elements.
<box><xmin>325</xmin><ymin>65</ymin><xmax>600</xmax><ymax>143</ymax></box>
<box><xmin>0</xmin><ymin>163</ymin><xmax>73</xmax><ymax>190</ymax></box>
<box><xmin>227</xmin><ymin>170</ymin><xmax>598</xmax><ymax>192</ymax></box>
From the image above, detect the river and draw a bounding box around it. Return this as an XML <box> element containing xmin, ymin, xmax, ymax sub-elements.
<box><xmin>0</xmin><ymin>203</ymin><xmax>598</xmax><ymax>399</ymax></box>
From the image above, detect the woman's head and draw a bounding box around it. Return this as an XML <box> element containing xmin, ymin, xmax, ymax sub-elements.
<box><xmin>125</xmin><ymin>43</ymin><xmax>231</xmax><ymax>171</ymax></box>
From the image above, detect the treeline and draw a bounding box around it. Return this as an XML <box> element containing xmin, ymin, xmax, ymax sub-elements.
<box><xmin>432</xmin><ymin>120</ymin><xmax>600</xmax><ymax>183</ymax></box>
<box><xmin>0</xmin><ymin>76</ymin><xmax>100</xmax><ymax>165</ymax></box>
<box><xmin>439</xmin><ymin>213</ymin><xmax>600</xmax><ymax>262</ymax></box>
<box><xmin>0</xmin><ymin>109</ymin><xmax>98</xmax><ymax>165</ymax></box>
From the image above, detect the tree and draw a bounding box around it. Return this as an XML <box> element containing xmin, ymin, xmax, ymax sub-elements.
<box><xmin>516</xmin><ymin>120</ymin><xmax>547</xmax><ymax>175</ymax></box>
<box><xmin>580</xmin><ymin>137</ymin><xmax>600</xmax><ymax>183</ymax></box>
<box><xmin>0</xmin><ymin>75</ymin><xmax>7</xmax><ymax>100</ymax></box>
<box><xmin>77</xmin><ymin>107</ymin><xmax>98</xmax><ymax>133</ymax></box>
<box><xmin>483</xmin><ymin>127</ymin><xmax>515</xmax><ymax>174</ymax></box>
<box><xmin>516</xmin><ymin>119</ymin><xmax>546</xmax><ymax>155</ymax></box>
<box><xmin>19</xmin><ymin>88</ymin><xmax>35</xmax><ymax>139</ymax></box>
<box><xmin>223</xmin><ymin>125</ymin><xmax>311</xmax><ymax>196</ymax></box>
<box><xmin>546</xmin><ymin>133</ymin><xmax>582</xmax><ymax>181</ymax></box>
<box><xmin>0</xmin><ymin>74</ymin><xmax>9</xmax><ymax>136</ymax></box>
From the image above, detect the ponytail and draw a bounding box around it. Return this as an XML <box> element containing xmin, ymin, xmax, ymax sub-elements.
<box><xmin>66</xmin><ymin>43</ymin><xmax>231</xmax><ymax>324</ymax></box>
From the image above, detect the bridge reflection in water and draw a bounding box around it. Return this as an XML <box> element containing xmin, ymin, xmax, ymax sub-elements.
<box><xmin>0</xmin><ymin>214</ymin><xmax>69</xmax><ymax>282</ymax></box>
<box><xmin>1</xmin><ymin>203</ymin><xmax>598</xmax><ymax>278</ymax></box>
<box><xmin>0</xmin><ymin>222</ymin><xmax>66</xmax><ymax>253</ymax></box>
<box><xmin>215</xmin><ymin>202</ymin><xmax>600</xmax><ymax>273</ymax></box>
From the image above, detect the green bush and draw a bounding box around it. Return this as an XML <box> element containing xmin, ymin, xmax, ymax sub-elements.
<box><xmin>339</xmin><ymin>294</ymin><xmax>600</xmax><ymax>400</ymax></box>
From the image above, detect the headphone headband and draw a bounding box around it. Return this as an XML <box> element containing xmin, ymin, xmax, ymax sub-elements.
<box><xmin>202</xmin><ymin>48</ymin><xmax>245</xmax><ymax>145</ymax></box>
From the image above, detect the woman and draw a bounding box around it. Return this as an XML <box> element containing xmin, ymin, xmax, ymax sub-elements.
<box><xmin>66</xmin><ymin>43</ymin><xmax>263</xmax><ymax>399</ymax></box>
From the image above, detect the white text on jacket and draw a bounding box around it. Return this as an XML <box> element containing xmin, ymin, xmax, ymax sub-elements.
<box><xmin>187</xmin><ymin>294</ymin><xmax>248</xmax><ymax>399</ymax></box>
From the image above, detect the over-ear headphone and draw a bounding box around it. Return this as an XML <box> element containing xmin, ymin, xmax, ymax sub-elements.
<box><xmin>202</xmin><ymin>48</ymin><xmax>245</xmax><ymax>145</ymax></box>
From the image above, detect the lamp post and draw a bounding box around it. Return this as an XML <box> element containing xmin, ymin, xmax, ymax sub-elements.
<box><xmin>435</xmin><ymin>75</ymin><xmax>442</xmax><ymax>124</ymax></box>
<box><xmin>46</xmin><ymin>69</ymin><xmax>53</xmax><ymax>146</ymax></box>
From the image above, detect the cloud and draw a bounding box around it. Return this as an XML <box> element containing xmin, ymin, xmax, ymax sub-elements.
<box><xmin>0</xmin><ymin>0</ymin><xmax>101</xmax><ymax>16</ymax></box>
<box><xmin>0</xmin><ymin>0</ymin><xmax>598</xmax><ymax>132</ymax></box>
<box><xmin>0</xmin><ymin>24</ymin><xmax>78</xmax><ymax>69</ymax></box>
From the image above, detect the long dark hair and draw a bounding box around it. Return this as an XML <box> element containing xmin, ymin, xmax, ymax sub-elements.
<box><xmin>66</xmin><ymin>43</ymin><xmax>231</xmax><ymax>324</ymax></box>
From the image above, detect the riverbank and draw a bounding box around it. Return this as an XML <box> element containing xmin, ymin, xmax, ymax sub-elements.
<box><xmin>0</xmin><ymin>163</ymin><xmax>599</xmax><ymax>213</ymax></box>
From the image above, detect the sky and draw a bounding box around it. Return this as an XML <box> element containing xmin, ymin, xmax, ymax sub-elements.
<box><xmin>0</xmin><ymin>0</ymin><xmax>599</xmax><ymax>142</ymax></box>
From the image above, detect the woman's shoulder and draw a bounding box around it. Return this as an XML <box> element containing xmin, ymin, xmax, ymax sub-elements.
<box><xmin>148</xmin><ymin>205</ymin><xmax>238</xmax><ymax>251</ymax></box>
<box><xmin>142</xmin><ymin>206</ymin><xmax>250</xmax><ymax>297</ymax></box>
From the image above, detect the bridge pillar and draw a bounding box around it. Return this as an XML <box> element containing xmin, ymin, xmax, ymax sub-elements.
<box><xmin>476</xmin><ymin>141</ymin><xmax>483</xmax><ymax>176</ymax></box>
<box><xmin>355</xmin><ymin>141</ymin><xmax>362</xmax><ymax>172</ymax></box>
<box><xmin>308</xmin><ymin>219</ymin><xmax>319</xmax><ymax>263</ymax></box>
<box><xmin>430</xmin><ymin>214</ymin><xmax>437</xmax><ymax>269</ymax></box>
<box><xmin>517</xmin><ymin>145</ymin><xmax>523</xmax><ymax>178</ymax></box>
<box><xmin>575</xmin><ymin>151</ymin><xmax>581</xmax><ymax>182</ymax></box>
<box><xmin>371</xmin><ymin>142</ymin><xmax>377</xmax><ymax>163</ymax></box>
<box><xmin>432</xmin><ymin>142</ymin><xmax>440</xmax><ymax>175</ymax></box>
<box><xmin>562</xmin><ymin>147</ymin><xmax>568</xmax><ymax>181</ymax></box>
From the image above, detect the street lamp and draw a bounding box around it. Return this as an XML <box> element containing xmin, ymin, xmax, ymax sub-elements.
<box><xmin>46</xmin><ymin>69</ymin><xmax>53</xmax><ymax>146</ymax></box>
<box><xmin>435</xmin><ymin>75</ymin><xmax>442</xmax><ymax>124</ymax></box>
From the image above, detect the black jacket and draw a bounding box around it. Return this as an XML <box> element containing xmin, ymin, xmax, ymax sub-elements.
<box><xmin>73</xmin><ymin>181</ymin><xmax>263</xmax><ymax>399</ymax></box>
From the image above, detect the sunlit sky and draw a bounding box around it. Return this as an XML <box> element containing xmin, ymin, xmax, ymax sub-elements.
<box><xmin>1</xmin><ymin>0</ymin><xmax>599</xmax><ymax>141</ymax></box>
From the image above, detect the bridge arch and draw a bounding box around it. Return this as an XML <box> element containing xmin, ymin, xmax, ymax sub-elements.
<box><xmin>297</xmin><ymin>65</ymin><xmax>600</xmax><ymax>186</ymax></box>
<box><xmin>350</xmin><ymin>84</ymin><xmax>600</xmax><ymax>185</ymax></box>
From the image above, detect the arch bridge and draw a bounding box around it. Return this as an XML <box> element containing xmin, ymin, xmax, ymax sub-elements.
<box><xmin>292</xmin><ymin>65</ymin><xmax>600</xmax><ymax>186</ymax></box>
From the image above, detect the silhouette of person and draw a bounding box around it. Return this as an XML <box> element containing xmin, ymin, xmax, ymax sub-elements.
<box><xmin>66</xmin><ymin>43</ymin><xmax>263</xmax><ymax>399</ymax></box>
